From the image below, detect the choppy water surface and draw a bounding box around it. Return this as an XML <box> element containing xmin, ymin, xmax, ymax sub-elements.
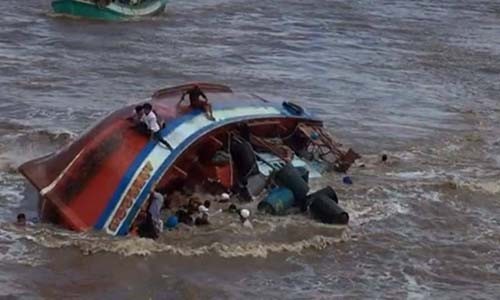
<box><xmin>1</xmin><ymin>0</ymin><xmax>500</xmax><ymax>299</ymax></box>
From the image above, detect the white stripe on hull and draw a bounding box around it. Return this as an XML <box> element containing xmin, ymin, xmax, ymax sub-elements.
<box><xmin>104</xmin><ymin>106</ymin><xmax>282</xmax><ymax>235</ymax></box>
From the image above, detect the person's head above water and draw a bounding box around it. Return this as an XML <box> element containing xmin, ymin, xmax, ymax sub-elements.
<box><xmin>16</xmin><ymin>213</ymin><xmax>26</xmax><ymax>225</ymax></box>
<box><xmin>228</xmin><ymin>204</ymin><xmax>237</xmax><ymax>213</ymax></box>
<box><xmin>381</xmin><ymin>154</ymin><xmax>388</xmax><ymax>162</ymax></box>
<box><xmin>142</xmin><ymin>103</ymin><xmax>153</xmax><ymax>114</ymax></box>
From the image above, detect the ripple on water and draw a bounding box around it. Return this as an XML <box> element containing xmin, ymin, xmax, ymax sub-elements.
<box><xmin>0</xmin><ymin>0</ymin><xmax>500</xmax><ymax>298</ymax></box>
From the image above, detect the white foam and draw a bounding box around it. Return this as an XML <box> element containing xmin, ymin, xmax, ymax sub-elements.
<box><xmin>0</xmin><ymin>226</ymin><xmax>47</xmax><ymax>267</ymax></box>
<box><xmin>26</xmin><ymin>231</ymin><xmax>343</xmax><ymax>258</ymax></box>
<box><xmin>9</xmin><ymin>214</ymin><xmax>348</xmax><ymax>258</ymax></box>
<box><xmin>385</xmin><ymin>170</ymin><xmax>443</xmax><ymax>180</ymax></box>
<box><xmin>0</xmin><ymin>179</ymin><xmax>24</xmax><ymax>210</ymax></box>
<box><xmin>403</xmin><ymin>271</ymin><xmax>431</xmax><ymax>300</ymax></box>
<box><xmin>465</xmin><ymin>180</ymin><xmax>500</xmax><ymax>195</ymax></box>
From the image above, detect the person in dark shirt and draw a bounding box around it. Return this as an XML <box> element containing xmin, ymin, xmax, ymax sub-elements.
<box><xmin>178</xmin><ymin>85</ymin><xmax>215</xmax><ymax>121</ymax></box>
<box><xmin>137</xmin><ymin>212</ymin><xmax>159</xmax><ymax>239</ymax></box>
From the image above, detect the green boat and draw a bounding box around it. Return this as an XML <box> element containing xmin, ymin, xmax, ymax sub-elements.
<box><xmin>52</xmin><ymin>0</ymin><xmax>169</xmax><ymax>21</ymax></box>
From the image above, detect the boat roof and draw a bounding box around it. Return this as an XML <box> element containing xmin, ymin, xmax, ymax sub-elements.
<box><xmin>149</xmin><ymin>82</ymin><xmax>316</xmax><ymax>122</ymax></box>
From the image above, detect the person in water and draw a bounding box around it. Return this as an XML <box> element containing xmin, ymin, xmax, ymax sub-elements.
<box><xmin>175</xmin><ymin>209</ymin><xmax>193</xmax><ymax>226</ymax></box>
<box><xmin>137</xmin><ymin>211</ymin><xmax>158</xmax><ymax>239</ymax></box>
<box><xmin>174</xmin><ymin>196</ymin><xmax>199</xmax><ymax>226</ymax></box>
<box><xmin>132</xmin><ymin>191</ymin><xmax>165</xmax><ymax>239</ymax></box>
<box><xmin>178</xmin><ymin>85</ymin><xmax>215</xmax><ymax>121</ymax></box>
<box><xmin>239</xmin><ymin>209</ymin><xmax>253</xmax><ymax>229</ymax></box>
<box><xmin>141</xmin><ymin>103</ymin><xmax>173</xmax><ymax>150</ymax></box>
<box><xmin>146</xmin><ymin>190</ymin><xmax>166</xmax><ymax>235</ymax></box>
<box><xmin>16</xmin><ymin>213</ymin><xmax>26</xmax><ymax>226</ymax></box>
<box><xmin>195</xmin><ymin>200</ymin><xmax>211</xmax><ymax>226</ymax></box>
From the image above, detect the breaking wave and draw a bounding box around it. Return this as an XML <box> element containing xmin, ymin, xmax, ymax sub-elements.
<box><xmin>384</xmin><ymin>169</ymin><xmax>500</xmax><ymax>195</ymax></box>
<box><xmin>33</xmin><ymin>234</ymin><xmax>344</xmax><ymax>258</ymax></box>
<box><xmin>0</xmin><ymin>120</ymin><xmax>75</xmax><ymax>172</ymax></box>
<box><xmin>0</xmin><ymin>227</ymin><xmax>47</xmax><ymax>267</ymax></box>
<box><xmin>11</xmin><ymin>222</ymin><xmax>349</xmax><ymax>259</ymax></box>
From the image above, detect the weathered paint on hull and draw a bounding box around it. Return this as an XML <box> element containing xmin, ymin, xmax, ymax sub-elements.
<box><xmin>51</xmin><ymin>0</ymin><xmax>167</xmax><ymax>21</ymax></box>
<box><xmin>18</xmin><ymin>83</ymin><xmax>321</xmax><ymax>236</ymax></box>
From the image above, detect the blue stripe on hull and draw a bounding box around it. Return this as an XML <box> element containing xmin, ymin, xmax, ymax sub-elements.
<box><xmin>94</xmin><ymin>143</ymin><xmax>156</xmax><ymax>229</ymax></box>
<box><xmin>116</xmin><ymin>113</ymin><xmax>294</xmax><ymax>235</ymax></box>
<box><xmin>95</xmin><ymin>102</ymin><xmax>317</xmax><ymax>234</ymax></box>
<box><xmin>94</xmin><ymin>110</ymin><xmax>203</xmax><ymax>230</ymax></box>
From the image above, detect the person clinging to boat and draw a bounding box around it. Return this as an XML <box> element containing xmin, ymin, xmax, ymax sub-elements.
<box><xmin>130</xmin><ymin>189</ymin><xmax>165</xmax><ymax>239</ymax></box>
<box><xmin>128</xmin><ymin>105</ymin><xmax>152</xmax><ymax>138</ymax></box>
<box><xmin>141</xmin><ymin>103</ymin><xmax>173</xmax><ymax>150</ymax></box>
<box><xmin>128</xmin><ymin>105</ymin><xmax>145</xmax><ymax>124</ymax></box>
<box><xmin>178</xmin><ymin>85</ymin><xmax>215</xmax><ymax>121</ymax></box>
<box><xmin>148</xmin><ymin>190</ymin><xmax>165</xmax><ymax>234</ymax></box>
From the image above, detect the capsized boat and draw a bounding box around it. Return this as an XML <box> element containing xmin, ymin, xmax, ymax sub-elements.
<box><xmin>19</xmin><ymin>83</ymin><xmax>359</xmax><ymax>236</ymax></box>
<box><xmin>52</xmin><ymin>0</ymin><xmax>168</xmax><ymax>21</ymax></box>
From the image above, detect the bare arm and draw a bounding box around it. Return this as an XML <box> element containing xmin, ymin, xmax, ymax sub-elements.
<box><xmin>177</xmin><ymin>92</ymin><xmax>186</xmax><ymax>106</ymax></box>
<box><xmin>200</xmin><ymin>91</ymin><xmax>208</xmax><ymax>102</ymax></box>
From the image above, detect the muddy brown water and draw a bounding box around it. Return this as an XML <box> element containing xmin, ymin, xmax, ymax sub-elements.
<box><xmin>1</xmin><ymin>0</ymin><xmax>500</xmax><ymax>299</ymax></box>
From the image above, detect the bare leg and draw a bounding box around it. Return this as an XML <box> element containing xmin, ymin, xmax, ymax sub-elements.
<box><xmin>204</xmin><ymin>103</ymin><xmax>215</xmax><ymax>121</ymax></box>
<box><xmin>153</xmin><ymin>131</ymin><xmax>173</xmax><ymax>150</ymax></box>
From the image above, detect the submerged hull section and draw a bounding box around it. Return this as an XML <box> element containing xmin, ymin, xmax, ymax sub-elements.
<box><xmin>51</xmin><ymin>0</ymin><xmax>168</xmax><ymax>20</ymax></box>
<box><xmin>19</xmin><ymin>83</ymin><xmax>323</xmax><ymax>235</ymax></box>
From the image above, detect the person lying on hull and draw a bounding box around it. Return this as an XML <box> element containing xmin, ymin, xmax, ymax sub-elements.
<box><xmin>177</xmin><ymin>85</ymin><xmax>215</xmax><ymax>121</ymax></box>
<box><xmin>141</xmin><ymin>103</ymin><xmax>173</xmax><ymax>150</ymax></box>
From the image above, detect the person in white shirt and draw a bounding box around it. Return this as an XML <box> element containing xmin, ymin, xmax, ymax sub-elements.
<box><xmin>141</xmin><ymin>103</ymin><xmax>172</xmax><ymax>150</ymax></box>
<box><xmin>195</xmin><ymin>200</ymin><xmax>211</xmax><ymax>226</ymax></box>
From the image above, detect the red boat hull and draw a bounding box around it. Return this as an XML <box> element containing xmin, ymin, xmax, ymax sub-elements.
<box><xmin>19</xmin><ymin>83</ymin><xmax>323</xmax><ymax>235</ymax></box>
